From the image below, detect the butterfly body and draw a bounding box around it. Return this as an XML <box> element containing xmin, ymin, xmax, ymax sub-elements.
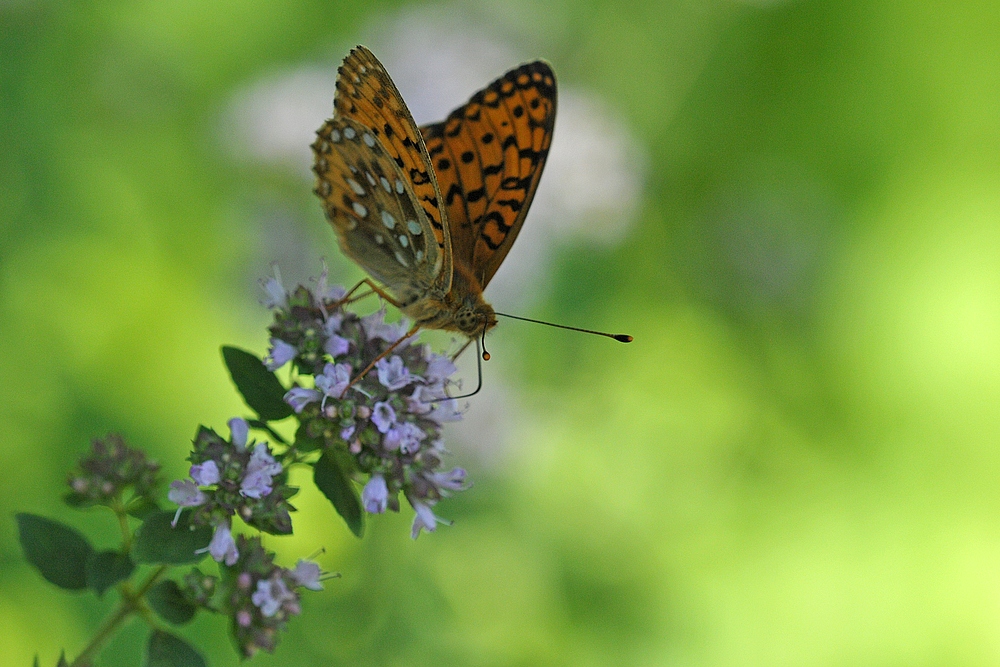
<box><xmin>313</xmin><ymin>46</ymin><xmax>556</xmax><ymax>340</ymax></box>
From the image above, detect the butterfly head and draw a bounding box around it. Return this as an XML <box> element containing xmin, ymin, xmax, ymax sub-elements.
<box><xmin>453</xmin><ymin>299</ymin><xmax>497</xmax><ymax>338</ymax></box>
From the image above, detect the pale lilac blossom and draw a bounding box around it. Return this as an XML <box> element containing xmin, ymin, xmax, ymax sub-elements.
<box><xmin>428</xmin><ymin>399</ymin><xmax>464</xmax><ymax>423</ymax></box>
<box><xmin>371</xmin><ymin>401</ymin><xmax>396</xmax><ymax>434</ymax></box>
<box><xmin>190</xmin><ymin>460</ymin><xmax>220</xmax><ymax>486</ymax></box>
<box><xmin>168</xmin><ymin>480</ymin><xmax>206</xmax><ymax>526</ymax></box>
<box><xmin>284</xmin><ymin>387</ymin><xmax>321</xmax><ymax>413</ymax></box>
<box><xmin>314</xmin><ymin>363</ymin><xmax>352</xmax><ymax>401</ymax></box>
<box><xmin>291</xmin><ymin>560</ymin><xmax>324</xmax><ymax>591</ymax></box>
<box><xmin>362</xmin><ymin>474</ymin><xmax>388</xmax><ymax>513</ymax></box>
<box><xmin>376</xmin><ymin>355</ymin><xmax>417</xmax><ymax>390</ymax></box>
<box><xmin>264</xmin><ymin>338</ymin><xmax>297</xmax><ymax>371</ymax></box>
<box><xmin>251</xmin><ymin>576</ymin><xmax>295</xmax><ymax>617</ymax></box>
<box><xmin>410</xmin><ymin>500</ymin><xmax>447</xmax><ymax>539</ymax></box>
<box><xmin>384</xmin><ymin>422</ymin><xmax>427</xmax><ymax>454</ymax></box>
<box><xmin>261</xmin><ymin>268</ymin><xmax>287</xmax><ymax>310</ymax></box>
<box><xmin>407</xmin><ymin>384</ymin><xmax>447</xmax><ymax>413</ymax></box>
<box><xmin>361</xmin><ymin>309</ymin><xmax>412</xmax><ymax>344</ymax></box>
<box><xmin>322</xmin><ymin>313</ymin><xmax>344</xmax><ymax>336</ymax></box>
<box><xmin>229</xmin><ymin>417</ymin><xmax>250</xmax><ymax>449</ymax></box>
<box><xmin>206</xmin><ymin>521</ymin><xmax>239</xmax><ymax>565</ymax></box>
<box><xmin>430</xmin><ymin>468</ymin><xmax>467</xmax><ymax>492</ymax></box>
<box><xmin>425</xmin><ymin>352</ymin><xmax>457</xmax><ymax>382</ymax></box>
<box><xmin>241</xmin><ymin>445</ymin><xmax>282</xmax><ymax>499</ymax></box>
<box><xmin>323</xmin><ymin>333</ymin><xmax>350</xmax><ymax>358</ymax></box>
<box><xmin>312</xmin><ymin>262</ymin><xmax>347</xmax><ymax>303</ymax></box>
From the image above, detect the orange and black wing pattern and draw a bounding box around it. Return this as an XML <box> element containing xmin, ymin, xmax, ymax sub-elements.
<box><xmin>333</xmin><ymin>46</ymin><xmax>452</xmax><ymax>288</ymax></box>
<box><xmin>420</xmin><ymin>61</ymin><xmax>556</xmax><ymax>288</ymax></box>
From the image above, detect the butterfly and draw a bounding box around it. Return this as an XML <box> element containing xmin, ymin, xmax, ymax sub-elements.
<box><xmin>311</xmin><ymin>46</ymin><xmax>556</xmax><ymax>343</ymax></box>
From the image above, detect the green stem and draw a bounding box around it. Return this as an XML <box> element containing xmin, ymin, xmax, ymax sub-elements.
<box><xmin>115</xmin><ymin>501</ymin><xmax>132</xmax><ymax>553</ymax></box>
<box><xmin>68</xmin><ymin>566</ymin><xmax>168</xmax><ymax>667</ymax></box>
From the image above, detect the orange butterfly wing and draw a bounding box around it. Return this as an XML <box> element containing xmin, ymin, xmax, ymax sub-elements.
<box><xmin>420</xmin><ymin>61</ymin><xmax>557</xmax><ymax>289</ymax></box>
<box><xmin>334</xmin><ymin>46</ymin><xmax>453</xmax><ymax>291</ymax></box>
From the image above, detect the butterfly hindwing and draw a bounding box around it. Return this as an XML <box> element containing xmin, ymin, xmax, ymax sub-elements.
<box><xmin>313</xmin><ymin>115</ymin><xmax>440</xmax><ymax>307</ymax></box>
<box><xmin>420</xmin><ymin>60</ymin><xmax>556</xmax><ymax>288</ymax></box>
<box><xmin>334</xmin><ymin>46</ymin><xmax>452</xmax><ymax>291</ymax></box>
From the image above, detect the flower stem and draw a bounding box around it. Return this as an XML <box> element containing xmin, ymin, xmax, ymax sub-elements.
<box><xmin>112</xmin><ymin>498</ymin><xmax>132</xmax><ymax>552</ymax></box>
<box><xmin>68</xmin><ymin>565</ymin><xmax>168</xmax><ymax>667</ymax></box>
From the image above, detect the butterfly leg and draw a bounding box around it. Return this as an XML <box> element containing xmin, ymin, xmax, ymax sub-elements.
<box><xmin>449</xmin><ymin>338</ymin><xmax>474</xmax><ymax>363</ymax></box>
<box><xmin>328</xmin><ymin>278</ymin><xmax>403</xmax><ymax>310</ymax></box>
<box><xmin>338</xmin><ymin>324</ymin><xmax>422</xmax><ymax>398</ymax></box>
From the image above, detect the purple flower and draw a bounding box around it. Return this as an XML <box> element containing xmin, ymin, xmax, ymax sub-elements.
<box><xmin>315</xmin><ymin>363</ymin><xmax>352</xmax><ymax>400</ymax></box>
<box><xmin>168</xmin><ymin>480</ymin><xmax>206</xmax><ymax>527</ymax></box>
<box><xmin>371</xmin><ymin>401</ymin><xmax>396</xmax><ymax>434</ymax></box>
<box><xmin>169</xmin><ymin>480</ymin><xmax>206</xmax><ymax>507</ymax></box>
<box><xmin>407</xmin><ymin>384</ymin><xmax>447</xmax><ymax>414</ymax></box>
<box><xmin>362</xmin><ymin>474</ymin><xmax>389</xmax><ymax>514</ymax></box>
<box><xmin>241</xmin><ymin>445</ymin><xmax>282</xmax><ymax>499</ymax></box>
<box><xmin>425</xmin><ymin>352</ymin><xmax>457</xmax><ymax>382</ymax></box>
<box><xmin>284</xmin><ymin>387</ymin><xmax>321</xmax><ymax>413</ymax></box>
<box><xmin>428</xmin><ymin>399</ymin><xmax>464</xmax><ymax>423</ymax></box>
<box><xmin>291</xmin><ymin>559</ymin><xmax>324</xmax><ymax>591</ymax></box>
<box><xmin>323</xmin><ymin>333</ymin><xmax>350</xmax><ymax>358</ymax></box>
<box><xmin>376</xmin><ymin>355</ymin><xmax>417</xmax><ymax>391</ymax></box>
<box><xmin>261</xmin><ymin>267</ymin><xmax>287</xmax><ymax>310</ymax></box>
<box><xmin>430</xmin><ymin>467</ymin><xmax>467</xmax><ymax>492</ymax></box>
<box><xmin>229</xmin><ymin>417</ymin><xmax>250</xmax><ymax>450</ymax></box>
<box><xmin>252</xmin><ymin>576</ymin><xmax>295</xmax><ymax>617</ymax></box>
<box><xmin>340</xmin><ymin>424</ymin><xmax>355</xmax><ymax>440</ymax></box>
<box><xmin>322</xmin><ymin>313</ymin><xmax>344</xmax><ymax>335</ymax></box>
<box><xmin>264</xmin><ymin>338</ymin><xmax>297</xmax><ymax>371</ymax></box>
<box><xmin>361</xmin><ymin>309</ymin><xmax>413</xmax><ymax>344</ymax></box>
<box><xmin>206</xmin><ymin>521</ymin><xmax>239</xmax><ymax>565</ymax></box>
<box><xmin>410</xmin><ymin>500</ymin><xmax>446</xmax><ymax>539</ymax></box>
<box><xmin>384</xmin><ymin>422</ymin><xmax>427</xmax><ymax>454</ymax></box>
<box><xmin>313</xmin><ymin>261</ymin><xmax>347</xmax><ymax>303</ymax></box>
<box><xmin>190</xmin><ymin>460</ymin><xmax>220</xmax><ymax>486</ymax></box>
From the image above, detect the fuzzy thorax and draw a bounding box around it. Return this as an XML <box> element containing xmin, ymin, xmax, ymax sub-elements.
<box><xmin>401</xmin><ymin>263</ymin><xmax>498</xmax><ymax>337</ymax></box>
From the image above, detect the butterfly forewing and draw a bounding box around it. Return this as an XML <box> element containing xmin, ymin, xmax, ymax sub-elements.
<box><xmin>313</xmin><ymin>115</ymin><xmax>440</xmax><ymax>305</ymax></box>
<box><xmin>420</xmin><ymin>60</ymin><xmax>556</xmax><ymax>288</ymax></box>
<box><xmin>334</xmin><ymin>46</ymin><xmax>452</xmax><ymax>291</ymax></box>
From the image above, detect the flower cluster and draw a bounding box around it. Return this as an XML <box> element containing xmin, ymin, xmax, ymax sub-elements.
<box><xmin>180</xmin><ymin>567</ymin><xmax>219</xmax><ymax>607</ymax></box>
<box><xmin>66</xmin><ymin>433</ymin><xmax>160</xmax><ymax>511</ymax></box>
<box><xmin>168</xmin><ymin>419</ymin><xmax>295</xmax><ymax>565</ymax></box>
<box><xmin>221</xmin><ymin>536</ymin><xmax>325</xmax><ymax>658</ymax></box>
<box><xmin>264</xmin><ymin>267</ymin><xmax>469</xmax><ymax>537</ymax></box>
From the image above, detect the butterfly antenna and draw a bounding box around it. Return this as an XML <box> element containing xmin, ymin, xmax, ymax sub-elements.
<box><xmin>448</xmin><ymin>337</ymin><xmax>484</xmax><ymax>400</ymax></box>
<box><xmin>494</xmin><ymin>312</ymin><xmax>633</xmax><ymax>343</ymax></box>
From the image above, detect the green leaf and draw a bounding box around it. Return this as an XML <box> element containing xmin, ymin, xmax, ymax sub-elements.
<box><xmin>125</xmin><ymin>496</ymin><xmax>162</xmax><ymax>520</ymax></box>
<box><xmin>147</xmin><ymin>580</ymin><xmax>197</xmax><ymax>625</ymax></box>
<box><xmin>145</xmin><ymin>630</ymin><xmax>206</xmax><ymax>667</ymax></box>
<box><xmin>86</xmin><ymin>550</ymin><xmax>135</xmax><ymax>596</ymax></box>
<box><xmin>314</xmin><ymin>453</ymin><xmax>364</xmax><ymax>537</ymax></box>
<box><xmin>63</xmin><ymin>493</ymin><xmax>99</xmax><ymax>510</ymax></box>
<box><xmin>16</xmin><ymin>514</ymin><xmax>94</xmax><ymax>590</ymax></box>
<box><xmin>293</xmin><ymin>422</ymin><xmax>323</xmax><ymax>453</ymax></box>
<box><xmin>132</xmin><ymin>511</ymin><xmax>212</xmax><ymax>565</ymax></box>
<box><xmin>221</xmin><ymin>346</ymin><xmax>293</xmax><ymax>421</ymax></box>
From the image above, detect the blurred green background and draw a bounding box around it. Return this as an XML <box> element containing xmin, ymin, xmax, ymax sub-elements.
<box><xmin>4</xmin><ymin>0</ymin><xmax>1000</xmax><ymax>665</ymax></box>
